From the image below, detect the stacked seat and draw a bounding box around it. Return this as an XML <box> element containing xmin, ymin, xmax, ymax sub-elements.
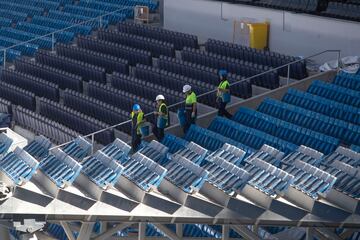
<box><xmin>15</xmin><ymin>58</ymin><xmax>83</xmax><ymax>92</ymax></box>
<box><xmin>322</xmin><ymin>146</ymin><xmax>359</xmax><ymax>168</ymax></box>
<box><xmin>56</xmin><ymin>43</ymin><xmax>129</xmax><ymax>74</ymax></box>
<box><xmin>1</xmin><ymin>69</ymin><xmax>60</xmax><ymax>101</ymax></box>
<box><xmin>0</xmin><ymin>147</ymin><xmax>39</xmax><ymax>185</ymax></box>
<box><xmin>281</xmin><ymin>145</ymin><xmax>324</xmax><ymax>167</ymax></box>
<box><xmin>165</xmin><ymin>154</ymin><xmax>208</xmax><ymax>193</ymax></box>
<box><xmin>138</xmin><ymin>140</ymin><xmax>169</xmax><ymax>166</ymax></box>
<box><xmin>35</xmin><ymin>50</ymin><xmax>106</xmax><ymax>83</ymax></box>
<box><xmin>161</xmin><ymin>134</ymin><xmax>189</xmax><ymax>154</ymax></box>
<box><xmin>62</xmin><ymin>136</ymin><xmax>91</xmax><ymax>160</ymax></box>
<box><xmin>118</xmin><ymin>22</ymin><xmax>198</xmax><ymax>50</ymax></box>
<box><xmin>0</xmin><ymin>133</ymin><xmax>13</xmax><ymax>155</ymax></box>
<box><xmin>333</xmin><ymin>72</ymin><xmax>360</xmax><ymax>91</ymax></box>
<box><xmin>158</xmin><ymin>56</ymin><xmax>252</xmax><ymax>99</ymax></box>
<box><xmin>208</xmin><ymin>117</ymin><xmax>297</xmax><ymax>154</ymax></box>
<box><xmin>23</xmin><ymin>135</ymin><xmax>52</xmax><ymax>160</ymax></box>
<box><xmin>0</xmin><ymin>81</ymin><xmax>36</xmax><ymax>111</ymax></box>
<box><xmin>13</xmin><ymin>106</ymin><xmax>80</xmax><ymax>145</ymax></box>
<box><xmin>122</xmin><ymin>152</ymin><xmax>167</xmax><ymax>191</ymax></box>
<box><xmin>77</xmin><ymin>36</ymin><xmax>152</xmax><ymax>66</ymax></box>
<box><xmin>258</xmin><ymin>98</ymin><xmax>360</xmax><ymax>146</ymax></box>
<box><xmin>207</xmin><ymin>143</ymin><xmax>246</xmax><ymax>166</ymax></box>
<box><xmin>205</xmin><ymin>39</ymin><xmax>307</xmax><ymax>80</ymax></box>
<box><xmin>245</xmin><ymin>144</ymin><xmax>284</xmax><ymax>167</ymax></box>
<box><xmin>100</xmin><ymin>138</ymin><xmax>131</xmax><ymax>163</ymax></box>
<box><xmin>232</xmin><ymin>107</ymin><xmax>340</xmax><ymax>154</ymax></box>
<box><xmin>39</xmin><ymin>98</ymin><xmax>115</xmax><ymax>145</ymax></box>
<box><xmin>173</xmin><ymin>142</ymin><xmax>208</xmax><ymax>165</ymax></box>
<box><xmin>98</xmin><ymin>29</ymin><xmax>175</xmax><ymax>58</ymax></box>
<box><xmin>40</xmin><ymin>148</ymin><xmax>82</xmax><ymax>188</ymax></box>
<box><xmin>182</xmin><ymin>47</ymin><xmax>279</xmax><ymax>89</ymax></box>
<box><xmin>80</xmin><ymin>151</ymin><xmax>124</xmax><ymax>189</ymax></box>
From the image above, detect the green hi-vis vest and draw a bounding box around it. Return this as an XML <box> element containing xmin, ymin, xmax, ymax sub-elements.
<box><xmin>185</xmin><ymin>92</ymin><xmax>197</xmax><ymax>111</ymax></box>
<box><xmin>131</xmin><ymin>111</ymin><xmax>144</xmax><ymax>135</ymax></box>
<box><xmin>157</xmin><ymin>103</ymin><xmax>169</xmax><ymax>128</ymax></box>
<box><xmin>217</xmin><ymin>80</ymin><xmax>230</xmax><ymax>96</ymax></box>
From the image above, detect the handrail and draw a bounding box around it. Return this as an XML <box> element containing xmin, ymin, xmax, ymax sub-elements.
<box><xmin>49</xmin><ymin>49</ymin><xmax>341</xmax><ymax>150</ymax></box>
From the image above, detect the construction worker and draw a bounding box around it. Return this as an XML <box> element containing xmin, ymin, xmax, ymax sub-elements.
<box><xmin>217</xmin><ymin>69</ymin><xmax>232</xmax><ymax>119</ymax></box>
<box><xmin>183</xmin><ymin>84</ymin><xmax>197</xmax><ymax>133</ymax></box>
<box><xmin>130</xmin><ymin>104</ymin><xmax>145</xmax><ymax>152</ymax></box>
<box><xmin>153</xmin><ymin>94</ymin><xmax>168</xmax><ymax>141</ymax></box>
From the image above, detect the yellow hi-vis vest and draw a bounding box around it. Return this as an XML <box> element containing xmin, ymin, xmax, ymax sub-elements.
<box><xmin>131</xmin><ymin>111</ymin><xmax>144</xmax><ymax>135</ymax></box>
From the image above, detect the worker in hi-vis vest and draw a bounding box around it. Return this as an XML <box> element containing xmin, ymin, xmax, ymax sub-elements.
<box><xmin>153</xmin><ymin>94</ymin><xmax>169</xmax><ymax>141</ymax></box>
<box><xmin>130</xmin><ymin>104</ymin><xmax>145</xmax><ymax>152</ymax></box>
<box><xmin>217</xmin><ymin>69</ymin><xmax>232</xmax><ymax>119</ymax></box>
<box><xmin>183</xmin><ymin>84</ymin><xmax>197</xmax><ymax>133</ymax></box>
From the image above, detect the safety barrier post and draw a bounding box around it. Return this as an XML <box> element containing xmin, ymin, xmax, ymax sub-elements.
<box><xmin>91</xmin><ymin>134</ymin><xmax>95</xmax><ymax>154</ymax></box>
<box><xmin>3</xmin><ymin>49</ymin><xmax>6</xmax><ymax>68</ymax></box>
<box><xmin>51</xmin><ymin>33</ymin><xmax>55</xmax><ymax>52</ymax></box>
<box><xmin>287</xmin><ymin>64</ymin><xmax>290</xmax><ymax>85</ymax></box>
<box><xmin>99</xmin><ymin>16</ymin><xmax>103</xmax><ymax>29</ymax></box>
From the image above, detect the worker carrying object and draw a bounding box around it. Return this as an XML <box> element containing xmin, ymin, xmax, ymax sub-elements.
<box><xmin>183</xmin><ymin>84</ymin><xmax>197</xmax><ymax>133</ymax></box>
<box><xmin>130</xmin><ymin>103</ymin><xmax>145</xmax><ymax>153</ymax></box>
<box><xmin>216</xmin><ymin>69</ymin><xmax>232</xmax><ymax>119</ymax></box>
<box><xmin>153</xmin><ymin>94</ymin><xmax>169</xmax><ymax>141</ymax></box>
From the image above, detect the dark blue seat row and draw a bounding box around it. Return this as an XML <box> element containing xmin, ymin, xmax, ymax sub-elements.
<box><xmin>209</xmin><ymin>117</ymin><xmax>297</xmax><ymax>154</ymax></box>
<box><xmin>97</xmin><ymin>0</ymin><xmax>158</xmax><ymax>11</ymax></box>
<box><xmin>77</xmin><ymin>36</ymin><xmax>152</xmax><ymax>66</ymax></box>
<box><xmin>7</xmin><ymin>0</ymin><xmax>60</xmax><ymax>10</ymax></box>
<box><xmin>351</xmin><ymin>144</ymin><xmax>360</xmax><ymax>153</ymax></box>
<box><xmin>0</xmin><ymin>97</ymin><xmax>12</xmax><ymax>113</ymax></box>
<box><xmin>0</xmin><ymin>1</ymin><xmax>44</xmax><ymax>16</ymax></box>
<box><xmin>39</xmin><ymin>98</ymin><xmax>115</xmax><ymax>145</ymax></box>
<box><xmin>0</xmin><ymin>9</ymin><xmax>27</xmax><ymax>23</ymax></box>
<box><xmin>46</xmin><ymin>0</ymin><xmax>73</xmax><ymax>5</ymax></box>
<box><xmin>0</xmin><ymin>28</ymin><xmax>52</xmax><ymax>49</ymax></box>
<box><xmin>13</xmin><ymin>106</ymin><xmax>79</xmax><ymax>144</ymax></box>
<box><xmin>307</xmin><ymin>80</ymin><xmax>360</xmax><ymax>108</ymax></box>
<box><xmin>98</xmin><ymin>29</ymin><xmax>175</xmax><ymax>58</ymax></box>
<box><xmin>333</xmin><ymin>72</ymin><xmax>360</xmax><ymax>91</ymax></box>
<box><xmin>15</xmin><ymin>58</ymin><xmax>83</xmax><ymax>92</ymax></box>
<box><xmin>35</xmin><ymin>50</ymin><xmax>106</xmax><ymax>83</ymax></box>
<box><xmin>323</xmin><ymin>2</ymin><xmax>360</xmax><ymax>21</ymax></box>
<box><xmin>0</xmin><ymin>47</ymin><xmax>21</xmax><ymax>62</ymax></box>
<box><xmin>134</xmin><ymin>64</ymin><xmax>217</xmax><ymax>107</ymax></box>
<box><xmin>161</xmin><ymin>134</ymin><xmax>189</xmax><ymax>154</ymax></box>
<box><xmin>282</xmin><ymin>88</ymin><xmax>360</xmax><ymax>125</ymax></box>
<box><xmin>63</xmin><ymin>89</ymin><xmax>130</xmax><ymax>134</ymax></box>
<box><xmin>182</xmin><ymin>47</ymin><xmax>279</xmax><ymax>89</ymax></box>
<box><xmin>0</xmin><ymin>35</ymin><xmax>38</xmax><ymax>56</ymax></box>
<box><xmin>111</xmin><ymin>72</ymin><xmax>183</xmax><ymax>106</ymax></box>
<box><xmin>258</xmin><ymin>98</ymin><xmax>360</xmax><ymax>146</ymax></box>
<box><xmin>158</xmin><ymin>56</ymin><xmax>252</xmax><ymax>99</ymax></box>
<box><xmin>0</xmin><ymin>17</ymin><xmax>12</xmax><ymax>28</ymax></box>
<box><xmin>56</xmin><ymin>43</ymin><xmax>129</xmax><ymax>74</ymax></box>
<box><xmin>0</xmin><ymin>81</ymin><xmax>35</xmax><ymax>111</ymax></box>
<box><xmin>232</xmin><ymin>107</ymin><xmax>340</xmax><ymax>154</ymax></box>
<box><xmin>205</xmin><ymin>39</ymin><xmax>307</xmax><ymax>80</ymax></box>
<box><xmin>1</xmin><ymin>69</ymin><xmax>59</xmax><ymax>101</ymax></box>
<box><xmin>118</xmin><ymin>22</ymin><xmax>198</xmax><ymax>50</ymax></box>
<box><xmin>16</xmin><ymin>22</ymin><xmax>75</xmax><ymax>44</ymax></box>
<box><xmin>76</xmin><ymin>1</ymin><xmax>134</xmax><ymax>18</ymax></box>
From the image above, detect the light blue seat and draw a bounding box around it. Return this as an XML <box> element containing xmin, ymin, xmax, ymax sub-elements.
<box><xmin>101</xmin><ymin>138</ymin><xmax>131</xmax><ymax>163</ymax></box>
<box><xmin>23</xmin><ymin>135</ymin><xmax>52</xmax><ymax>160</ymax></box>
<box><xmin>139</xmin><ymin>140</ymin><xmax>169</xmax><ymax>165</ymax></box>
<box><xmin>62</xmin><ymin>136</ymin><xmax>91</xmax><ymax>160</ymax></box>
<box><xmin>0</xmin><ymin>133</ymin><xmax>13</xmax><ymax>155</ymax></box>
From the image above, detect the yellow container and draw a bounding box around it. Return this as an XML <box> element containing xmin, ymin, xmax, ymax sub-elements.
<box><xmin>247</xmin><ymin>23</ymin><xmax>269</xmax><ymax>50</ymax></box>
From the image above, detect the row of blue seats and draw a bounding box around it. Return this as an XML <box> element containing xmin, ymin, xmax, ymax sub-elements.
<box><xmin>0</xmin><ymin>17</ymin><xmax>12</xmax><ymax>28</ymax></box>
<box><xmin>35</xmin><ymin>50</ymin><xmax>106</xmax><ymax>83</ymax></box>
<box><xmin>0</xmin><ymin>81</ymin><xmax>35</xmax><ymax>111</ymax></box>
<box><xmin>0</xmin><ymin>28</ymin><xmax>52</xmax><ymax>50</ymax></box>
<box><xmin>0</xmin><ymin>47</ymin><xmax>21</xmax><ymax>62</ymax></box>
<box><xmin>77</xmin><ymin>36</ymin><xmax>152</xmax><ymax>66</ymax></box>
<box><xmin>88</xmin><ymin>81</ymin><xmax>155</xmax><ymax>123</ymax></box>
<box><xmin>39</xmin><ymin>98</ymin><xmax>115</xmax><ymax>145</ymax></box>
<box><xmin>205</xmin><ymin>39</ymin><xmax>307</xmax><ymax>80</ymax></box>
<box><xmin>209</xmin><ymin>117</ymin><xmax>297</xmax><ymax>154</ymax></box>
<box><xmin>182</xmin><ymin>47</ymin><xmax>280</xmax><ymax>89</ymax></box>
<box><xmin>46</xmin><ymin>0</ymin><xmax>73</xmax><ymax>5</ymax></box>
<box><xmin>138</xmin><ymin>140</ymin><xmax>169</xmax><ymax>166</ymax></box>
<box><xmin>33</xmin><ymin>14</ymin><xmax>93</xmax><ymax>36</ymax></box>
<box><xmin>13</xmin><ymin>106</ymin><xmax>80</xmax><ymax>145</ymax></box>
<box><xmin>258</xmin><ymin>98</ymin><xmax>360</xmax><ymax>146</ymax></box>
<box><xmin>0</xmin><ymin>9</ymin><xmax>27</xmax><ymax>23</ymax></box>
<box><xmin>282</xmin><ymin>88</ymin><xmax>359</xmax><ymax>125</ymax></box>
<box><xmin>23</xmin><ymin>135</ymin><xmax>52</xmax><ymax>160</ymax></box>
<box><xmin>62</xmin><ymin>136</ymin><xmax>91</xmax><ymax>160</ymax></box>
<box><xmin>122</xmin><ymin>152</ymin><xmax>167</xmax><ymax>191</ymax></box>
<box><xmin>111</xmin><ymin>72</ymin><xmax>183</xmax><ymax>106</ymax></box>
<box><xmin>98</xmin><ymin>29</ymin><xmax>175</xmax><ymax>58</ymax></box>
<box><xmin>351</xmin><ymin>145</ymin><xmax>360</xmax><ymax>153</ymax></box>
<box><xmin>232</xmin><ymin>107</ymin><xmax>340</xmax><ymax>154</ymax></box>
<box><xmin>0</xmin><ymin>1</ymin><xmax>44</xmax><ymax>17</ymax></box>
<box><xmin>77</xmin><ymin>1</ymin><xmax>134</xmax><ymax>17</ymax></box>
<box><xmin>281</xmin><ymin>145</ymin><xmax>324</xmax><ymax>167</ymax></box>
<box><xmin>333</xmin><ymin>72</ymin><xmax>360</xmax><ymax>91</ymax></box>
<box><xmin>158</xmin><ymin>56</ymin><xmax>253</xmax><ymax>99</ymax></box>
<box><xmin>173</xmin><ymin>142</ymin><xmax>208</xmax><ymax>165</ymax></box>
<box><xmin>118</xmin><ymin>22</ymin><xmax>198</xmax><ymax>50</ymax></box>
<box><xmin>101</xmin><ymin>138</ymin><xmax>131</xmax><ymax>163</ymax></box>
<box><xmin>0</xmin><ymin>35</ymin><xmax>38</xmax><ymax>56</ymax></box>
<box><xmin>161</xmin><ymin>134</ymin><xmax>189</xmax><ymax>154</ymax></box>
<box><xmin>207</xmin><ymin>143</ymin><xmax>246</xmax><ymax>166</ymax></box>
<box><xmin>1</xmin><ymin>69</ymin><xmax>59</xmax><ymax>101</ymax></box>
<box><xmin>0</xmin><ymin>97</ymin><xmax>11</xmax><ymax>114</ymax></box>
<box><xmin>0</xmin><ymin>133</ymin><xmax>13</xmax><ymax>155</ymax></box>
<box><xmin>56</xmin><ymin>43</ymin><xmax>129</xmax><ymax>74</ymax></box>
<box><xmin>84</xmin><ymin>0</ymin><xmax>158</xmax><ymax>11</ymax></box>
<box><xmin>134</xmin><ymin>64</ymin><xmax>217</xmax><ymax>107</ymax></box>
<box><xmin>16</xmin><ymin>22</ymin><xmax>74</xmax><ymax>44</ymax></box>
<box><xmin>245</xmin><ymin>144</ymin><xmax>284</xmax><ymax>167</ymax></box>
<box><xmin>63</xmin><ymin>89</ymin><xmax>130</xmax><ymax>134</ymax></box>
<box><xmin>8</xmin><ymin>0</ymin><xmax>60</xmax><ymax>10</ymax></box>
<box><xmin>307</xmin><ymin>80</ymin><xmax>360</xmax><ymax>108</ymax></box>
<box><xmin>323</xmin><ymin>146</ymin><xmax>359</xmax><ymax>168</ymax></box>
<box><xmin>15</xmin><ymin>58</ymin><xmax>83</xmax><ymax>92</ymax></box>
<box><xmin>40</xmin><ymin>148</ymin><xmax>82</xmax><ymax>188</ymax></box>
<box><xmin>0</xmin><ymin>147</ymin><xmax>39</xmax><ymax>185</ymax></box>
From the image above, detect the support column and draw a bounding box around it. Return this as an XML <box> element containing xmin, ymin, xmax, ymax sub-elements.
<box><xmin>176</xmin><ymin>224</ymin><xmax>182</xmax><ymax>238</ymax></box>
<box><xmin>138</xmin><ymin>223</ymin><xmax>146</xmax><ymax>240</ymax></box>
<box><xmin>231</xmin><ymin>226</ymin><xmax>260</xmax><ymax>240</ymax></box>
<box><xmin>153</xmin><ymin>224</ymin><xmax>180</xmax><ymax>240</ymax></box>
<box><xmin>93</xmin><ymin>222</ymin><xmax>132</xmax><ymax>240</ymax></box>
<box><xmin>222</xmin><ymin>225</ymin><xmax>229</xmax><ymax>240</ymax></box>
<box><xmin>60</xmin><ymin>222</ymin><xmax>76</xmax><ymax>240</ymax></box>
<box><xmin>77</xmin><ymin>223</ymin><xmax>94</xmax><ymax>240</ymax></box>
<box><xmin>306</xmin><ymin>228</ymin><xmax>314</xmax><ymax>240</ymax></box>
<box><xmin>0</xmin><ymin>226</ymin><xmax>10</xmax><ymax>240</ymax></box>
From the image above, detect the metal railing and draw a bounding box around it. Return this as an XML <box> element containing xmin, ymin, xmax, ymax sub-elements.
<box><xmin>49</xmin><ymin>49</ymin><xmax>341</xmax><ymax>151</ymax></box>
<box><xmin>0</xmin><ymin>6</ymin><xmax>130</xmax><ymax>67</ymax></box>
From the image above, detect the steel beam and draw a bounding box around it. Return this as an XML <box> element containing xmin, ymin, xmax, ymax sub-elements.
<box><xmin>77</xmin><ymin>223</ymin><xmax>95</xmax><ymax>240</ymax></box>
<box><xmin>231</xmin><ymin>226</ymin><xmax>260</xmax><ymax>240</ymax></box>
<box><xmin>153</xmin><ymin>223</ymin><xmax>181</xmax><ymax>240</ymax></box>
<box><xmin>92</xmin><ymin>223</ymin><xmax>132</xmax><ymax>240</ymax></box>
<box><xmin>60</xmin><ymin>221</ymin><xmax>76</xmax><ymax>240</ymax></box>
<box><xmin>339</xmin><ymin>229</ymin><xmax>358</xmax><ymax>239</ymax></box>
<box><xmin>306</xmin><ymin>228</ymin><xmax>314</xmax><ymax>240</ymax></box>
<box><xmin>314</xmin><ymin>228</ymin><xmax>342</xmax><ymax>240</ymax></box>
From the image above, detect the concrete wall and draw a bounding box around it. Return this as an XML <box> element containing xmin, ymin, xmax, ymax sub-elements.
<box><xmin>163</xmin><ymin>0</ymin><xmax>360</xmax><ymax>63</ymax></box>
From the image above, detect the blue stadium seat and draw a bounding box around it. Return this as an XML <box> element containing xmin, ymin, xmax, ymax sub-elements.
<box><xmin>0</xmin><ymin>133</ymin><xmax>13</xmax><ymax>155</ymax></box>
<box><xmin>206</xmin><ymin>143</ymin><xmax>246</xmax><ymax>166</ymax></box>
<box><xmin>173</xmin><ymin>141</ymin><xmax>208</xmax><ymax>165</ymax></box>
<box><xmin>138</xmin><ymin>140</ymin><xmax>169</xmax><ymax>166</ymax></box>
<box><xmin>23</xmin><ymin>135</ymin><xmax>52</xmax><ymax>160</ymax></box>
<box><xmin>101</xmin><ymin>138</ymin><xmax>131</xmax><ymax>163</ymax></box>
<box><xmin>322</xmin><ymin>146</ymin><xmax>360</xmax><ymax>168</ymax></box>
<box><xmin>161</xmin><ymin>134</ymin><xmax>189</xmax><ymax>154</ymax></box>
<box><xmin>62</xmin><ymin>136</ymin><xmax>91</xmax><ymax>160</ymax></box>
<box><xmin>333</xmin><ymin>72</ymin><xmax>360</xmax><ymax>91</ymax></box>
<box><xmin>245</xmin><ymin>144</ymin><xmax>284</xmax><ymax>167</ymax></box>
<box><xmin>0</xmin><ymin>81</ymin><xmax>36</xmax><ymax>111</ymax></box>
<box><xmin>281</xmin><ymin>145</ymin><xmax>324</xmax><ymax>167</ymax></box>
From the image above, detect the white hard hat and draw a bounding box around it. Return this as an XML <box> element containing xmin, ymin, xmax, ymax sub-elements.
<box><xmin>183</xmin><ymin>84</ymin><xmax>191</xmax><ymax>93</ymax></box>
<box><xmin>155</xmin><ymin>94</ymin><xmax>165</xmax><ymax>101</ymax></box>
